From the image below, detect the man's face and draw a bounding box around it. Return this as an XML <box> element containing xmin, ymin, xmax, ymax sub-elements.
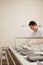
<box><xmin>29</xmin><ymin>25</ymin><xmax>38</xmax><ymax>32</ymax></box>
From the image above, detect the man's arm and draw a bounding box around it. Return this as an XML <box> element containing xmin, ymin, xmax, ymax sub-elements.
<box><xmin>23</xmin><ymin>39</ymin><xmax>43</xmax><ymax>47</ymax></box>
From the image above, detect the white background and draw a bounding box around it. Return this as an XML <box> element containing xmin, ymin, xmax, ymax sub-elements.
<box><xmin>0</xmin><ymin>0</ymin><xmax>43</xmax><ymax>48</ymax></box>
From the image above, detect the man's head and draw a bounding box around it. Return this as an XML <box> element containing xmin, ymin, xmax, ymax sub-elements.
<box><xmin>29</xmin><ymin>21</ymin><xmax>38</xmax><ymax>32</ymax></box>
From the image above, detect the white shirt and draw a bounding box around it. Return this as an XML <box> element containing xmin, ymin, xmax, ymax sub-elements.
<box><xmin>30</xmin><ymin>27</ymin><xmax>43</xmax><ymax>50</ymax></box>
<box><xmin>23</xmin><ymin>27</ymin><xmax>43</xmax><ymax>50</ymax></box>
<box><xmin>31</xmin><ymin>27</ymin><xmax>43</xmax><ymax>37</ymax></box>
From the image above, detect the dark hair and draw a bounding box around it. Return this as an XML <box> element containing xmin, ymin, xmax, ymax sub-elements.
<box><xmin>29</xmin><ymin>21</ymin><xmax>37</xmax><ymax>26</ymax></box>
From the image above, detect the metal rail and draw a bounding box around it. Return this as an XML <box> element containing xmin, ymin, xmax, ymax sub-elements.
<box><xmin>15</xmin><ymin>37</ymin><xmax>43</xmax><ymax>39</ymax></box>
<box><xmin>4</xmin><ymin>49</ymin><xmax>9</xmax><ymax>65</ymax></box>
<box><xmin>1</xmin><ymin>50</ymin><xmax>2</xmax><ymax>65</ymax></box>
<box><xmin>7</xmin><ymin>49</ymin><xmax>16</xmax><ymax>65</ymax></box>
<box><xmin>0</xmin><ymin>48</ymin><xmax>16</xmax><ymax>65</ymax></box>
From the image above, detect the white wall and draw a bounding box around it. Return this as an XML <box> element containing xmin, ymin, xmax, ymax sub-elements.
<box><xmin>0</xmin><ymin>0</ymin><xmax>43</xmax><ymax>47</ymax></box>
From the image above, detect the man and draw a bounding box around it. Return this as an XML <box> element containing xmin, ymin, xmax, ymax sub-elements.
<box><xmin>29</xmin><ymin>21</ymin><xmax>43</xmax><ymax>37</ymax></box>
<box><xmin>23</xmin><ymin>21</ymin><xmax>43</xmax><ymax>47</ymax></box>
